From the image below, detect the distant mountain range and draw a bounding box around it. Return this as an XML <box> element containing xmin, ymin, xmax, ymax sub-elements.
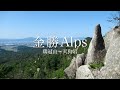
<box><xmin>0</xmin><ymin>37</ymin><xmax>36</xmax><ymax>42</ymax></box>
<box><xmin>0</xmin><ymin>37</ymin><xmax>86</xmax><ymax>47</ymax></box>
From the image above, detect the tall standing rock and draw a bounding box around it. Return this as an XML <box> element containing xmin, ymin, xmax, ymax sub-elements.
<box><xmin>86</xmin><ymin>24</ymin><xmax>106</xmax><ymax>64</ymax></box>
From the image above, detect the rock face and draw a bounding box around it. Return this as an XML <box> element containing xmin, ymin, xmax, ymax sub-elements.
<box><xmin>64</xmin><ymin>25</ymin><xmax>120</xmax><ymax>79</ymax></box>
<box><xmin>64</xmin><ymin>57</ymin><xmax>76</xmax><ymax>79</ymax></box>
<box><xmin>76</xmin><ymin>53</ymin><xmax>85</xmax><ymax>68</ymax></box>
<box><xmin>96</xmin><ymin>26</ymin><xmax>120</xmax><ymax>79</ymax></box>
<box><xmin>76</xmin><ymin>65</ymin><xmax>94</xmax><ymax>79</ymax></box>
<box><xmin>104</xmin><ymin>30</ymin><xmax>114</xmax><ymax>50</ymax></box>
<box><xmin>64</xmin><ymin>53</ymin><xmax>85</xmax><ymax>79</ymax></box>
<box><xmin>86</xmin><ymin>24</ymin><xmax>106</xmax><ymax>64</ymax></box>
<box><xmin>104</xmin><ymin>26</ymin><xmax>120</xmax><ymax>50</ymax></box>
<box><xmin>105</xmin><ymin>27</ymin><xmax>120</xmax><ymax>65</ymax></box>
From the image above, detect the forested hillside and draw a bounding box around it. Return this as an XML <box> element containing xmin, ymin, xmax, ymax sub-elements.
<box><xmin>0</xmin><ymin>38</ymin><xmax>91</xmax><ymax>79</ymax></box>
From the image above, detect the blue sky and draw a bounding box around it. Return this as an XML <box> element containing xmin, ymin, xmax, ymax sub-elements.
<box><xmin>0</xmin><ymin>11</ymin><xmax>115</xmax><ymax>39</ymax></box>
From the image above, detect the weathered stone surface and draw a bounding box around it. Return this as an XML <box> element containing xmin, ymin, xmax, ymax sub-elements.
<box><xmin>97</xmin><ymin>66</ymin><xmax>120</xmax><ymax>79</ymax></box>
<box><xmin>76</xmin><ymin>53</ymin><xmax>85</xmax><ymax>68</ymax></box>
<box><xmin>91</xmin><ymin>69</ymin><xmax>100</xmax><ymax>79</ymax></box>
<box><xmin>104</xmin><ymin>30</ymin><xmax>114</xmax><ymax>50</ymax></box>
<box><xmin>64</xmin><ymin>57</ymin><xmax>76</xmax><ymax>79</ymax></box>
<box><xmin>64</xmin><ymin>53</ymin><xmax>85</xmax><ymax>79</ymax></box>
<box><xmin>96</xmin><ymin>26</ymin><xmax>120</xmax><ymax>79</ymax></box>
<box><xmin>76</xmin><ymin>65</ymin><xmax>94</xmax><ymax>79</ymax></box>
<box><xmin>104</xmin><ymin>26</ymin><xmax>120</xmax><ymax>50</ymax></box>
<box><xmin>86</xmin><ymin>24</ymin><xmax>106</xmax><ymax>64</ymax></box>
<box><xmin>65</xmin><ymin>25</ymin><xmax>120</xmax><ymax>79</ymax></box>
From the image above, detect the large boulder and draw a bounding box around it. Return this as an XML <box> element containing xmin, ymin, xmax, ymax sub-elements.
<box><xmin>86</xmin><ymin>24</ymin><xmax>106</xmax><ymax>64</ymax></box>
<box><xmin>105</xmin><ymin>26</ymin><xmax>120</xmax><ymax>66</ymax></box>
<box><xmin>97</xmin><ymin>27</ymin><xmax>120</xmax><ymax>79</ymax></box>
<box><xmin>64</xmin><ymin>57</ymin><xmax>76</xmax><ymax>79</ymax></box>
<box><xmin>76</xmin><ymin>65</ymin><xmax>94</xmax><ymax>79</ymax></box>
<box><xmin>64</xmin><ymin>53</ymin><xmax>85</xmax><ymax>79</ymax></box>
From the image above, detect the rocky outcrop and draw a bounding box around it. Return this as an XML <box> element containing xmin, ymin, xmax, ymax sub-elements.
<box><xmin>104</xmin><ymin>30</ymin><xmax>114</xmax><ymax>50</ymax></box>
<box><xmin>64</xmin><ymin>25</ymin><xmax>120</xmax><ymax>79</ymax></box>
<box><xmin>64</xmin><ymin>57</ymin><xmax>76</xmax><ymax>79</ymax></box>
<box><xmin>104</xmin><ymin>26</ymin><xmax>120</xmax><ymax>50</ymax></box>
<box><xmin>76</xmin><ymin>65</ymin><xmax>94</xmax><ymax>79</ymax></box>
<box><xmin>85</xmin><ymin>24</ymin><xmax>106</xmax><ymax>64</ymax></box>
<box><xmin>76</xmin><ymin>53</ymin><xmax>86</xmax><ymax>68</ymax></box>
<box><xmin>96</xmin><ymin>26</ymin><xmax>120</xmax><ymax>79</ymax></box>
<box><xmin>64</xmin><ymin>53</ymin><xmax>85</xmax><ymax>79</ymax></box>
<box><xmin>105</xmin><ymin>26</ymin><xmax>120</xmax><ymax>65</ymax></box>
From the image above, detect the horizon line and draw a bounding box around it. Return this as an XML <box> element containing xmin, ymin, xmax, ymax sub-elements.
<box><xmin>0</xmin><ymin>36</ymin><xmax>92</xmax><ymax>39</ymax></box>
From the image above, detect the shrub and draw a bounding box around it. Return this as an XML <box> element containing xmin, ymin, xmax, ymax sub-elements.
<box><xmin>89</xmin><ymin>62</ymin><xmax>104</xmax><ymax>69</ymax></box>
